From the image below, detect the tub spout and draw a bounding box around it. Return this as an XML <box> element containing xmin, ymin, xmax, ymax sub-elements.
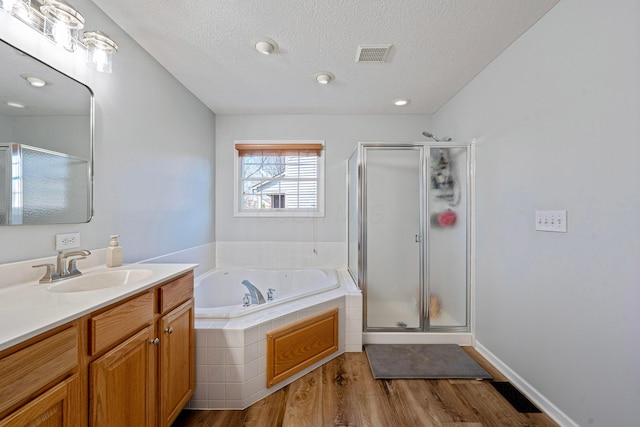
<box><xmin>241</xmin><ymin>280</ymin><xmax>266</xmax><ymax>304</ymax></box>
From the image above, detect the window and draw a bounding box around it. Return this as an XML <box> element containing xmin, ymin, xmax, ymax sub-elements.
<box><xmin>234</xmin><ymin>141</ymin><xmax>325</xmax><ymax>217</ymax></box>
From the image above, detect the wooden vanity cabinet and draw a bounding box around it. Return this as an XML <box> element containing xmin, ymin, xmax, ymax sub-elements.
<box><xmin>0</xmin><ymin>325</ymin><xmax>80</xmax><ymax>427</ymax></box>
<box><xmin>86</xmin><ymin>271</ymin><xmax>194</xmax><ymax>427</ymax></box>
<box><xmin>158</xmin><ymin>275</ymin><xmax>195</xmax><ymax>427</ymax></box>
<box><xmin>0</xmin><ymin>269</ymin><xmax>194</xmax><ymax>427</ymax></box>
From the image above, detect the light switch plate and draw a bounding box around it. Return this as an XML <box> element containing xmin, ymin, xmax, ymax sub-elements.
<box><xmin>55</xmin><ymin>233</ymin><xmax>81</xmax><ymax>250</ymax></box>
<box><xmin>535</xmin><ymin>211</ymin><xmax>567</xmax><ymax>232</ymax></box>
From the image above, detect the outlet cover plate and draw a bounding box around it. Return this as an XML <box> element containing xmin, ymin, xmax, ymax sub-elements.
<box><xmin>535</xmin><ymin>210</ymin><xmax>567</xmax><ymax>233</ymax></box>
<box><xmin>55</xmin><ymin>233</ymin><xmax>81</xmax><ymax>250</ymax></box>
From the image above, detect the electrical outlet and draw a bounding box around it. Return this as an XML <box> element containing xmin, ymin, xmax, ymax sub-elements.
<box><xmin>535</xmin><ymin>211</ymin><xmax>567</xmax><ymax>233</ymax></box>
<box><xmin>55</xmin><ymin>233</ymin><xmax>81</xmax><ymax>250</ymax></box>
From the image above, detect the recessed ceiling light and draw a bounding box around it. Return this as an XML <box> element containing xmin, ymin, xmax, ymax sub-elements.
<box><xmin>7</xmin><ymin>101</ymin><xmax>26</xmax><ymax>108</ymax></box>
<box><xmin>315</xmin><ymin>72</ymin><xmax>335</xmax><ymax>85</ymax></box>
<box><xmin>252</xmin><ymin>37</ymin><xmax>278</xmax><ymax>55</ymax></box>
<box><xmin>24</xmin><ymin>76</ymin><xmax>47</xmax><ymax>87</ymax></box>
<box><xmin>393</xmin><ymin>98</ymin><xmax>410</xmax><ymax>106</ymax></box>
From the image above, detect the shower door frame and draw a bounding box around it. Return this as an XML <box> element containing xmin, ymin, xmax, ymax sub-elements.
<box><xmin>350</xmin><ymin>141</ymin><xmax>474</xmax><ymax>334</ymax></box>
<box><xmin>358</xmin><ymin>142</ymin><xmax>428</xmax><ymax>332</ymax></box>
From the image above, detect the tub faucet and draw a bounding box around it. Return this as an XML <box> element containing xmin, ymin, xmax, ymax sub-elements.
<box><xmin>241</xmin><ymin>280</ymin><xmax>266</xmax><ymax>305</ymax></box>
<box><xmin>267</xmin><ymin>288</ymin><xmax>275</xmax><ymax>302</ymax></box>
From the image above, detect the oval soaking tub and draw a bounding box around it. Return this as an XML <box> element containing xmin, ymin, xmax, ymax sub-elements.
<box><xmin>194</xmin><ymin>267</ymin><xmax>340</xmax><ymax>319</ymax></box>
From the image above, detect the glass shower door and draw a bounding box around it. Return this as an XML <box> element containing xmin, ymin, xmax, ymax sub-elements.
<box><xmin>363</xmin><ymin>146</ymin><xmax>423</xmax><ymax>330</ymax></box>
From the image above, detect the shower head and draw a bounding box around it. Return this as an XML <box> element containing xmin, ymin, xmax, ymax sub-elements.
<box><xmin>422</xmin><ymin>131</ymin><xmax>452</xmax><ymax>142</ymax></box>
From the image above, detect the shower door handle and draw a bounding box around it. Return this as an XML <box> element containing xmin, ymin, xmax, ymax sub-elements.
<box><xmin>415</xmin><ymin>234</ymin><xmax>422</xmax><ymax>243</ymax></box>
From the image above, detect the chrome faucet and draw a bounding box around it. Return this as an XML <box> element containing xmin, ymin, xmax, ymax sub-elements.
<box><xmin>267</xmin><ymin>288</ymin><xmax>275</xmax><ymax>302</ymax></box>
<box><xmin>33</xmin><ymin>250</ymin><xmax>92</xmax><ymax>283</ymax></box>
<box><xmin>241</xmin><ymin>280</ymin><xmax>266</xmax><ymax>305</ymax></box>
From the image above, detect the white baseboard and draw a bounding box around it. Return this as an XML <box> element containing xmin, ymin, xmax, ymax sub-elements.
<box><xmin>474</xmin><ymin>341</ymin><xmax>578</xmax><ymax>427</ymax></box>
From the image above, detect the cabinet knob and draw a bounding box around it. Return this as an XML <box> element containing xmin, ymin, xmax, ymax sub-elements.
<box><xmin>150</xmin><ymin>337</ymin><xmax>160</xmax><ymax>346</ymax></box>
<box><xmin>164</xmin><ymin>327</ymin><xmax>174</xmax><ymax>334</ymax></box>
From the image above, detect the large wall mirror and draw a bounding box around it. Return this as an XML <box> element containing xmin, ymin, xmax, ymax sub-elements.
<box><xmin>0</xmin><ymin>39</ymin><xmax>93</xmax><ymax>225</ymax></box>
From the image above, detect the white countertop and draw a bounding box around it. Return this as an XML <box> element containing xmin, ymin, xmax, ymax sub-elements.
<box><xmin>0</xmin><ymin>263</ymin><xmax>197</xmax><ymax>352</ymax></box>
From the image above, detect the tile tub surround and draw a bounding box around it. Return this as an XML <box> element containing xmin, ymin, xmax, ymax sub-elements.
<box><xmin>189</xmin><ymin>270</ymin><xmax>362</xmax><ymax>410</ymax></box>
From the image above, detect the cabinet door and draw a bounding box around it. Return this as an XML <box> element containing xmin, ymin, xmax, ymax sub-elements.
<box><xmin>159</xmin><ymin>299</ymin><xmax>194</xmax><ymax>427</ymax></box>
<box><xmin>90</xmin><ymin>325</ymin><xmax>156</xmax><ymax>427</ymax></box>
<box><xmin>0</xmin><ymin>376</ymin><xmax>76</xmax><ymax>427</ymax></box>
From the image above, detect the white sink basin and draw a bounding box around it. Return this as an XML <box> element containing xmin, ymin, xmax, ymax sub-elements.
<box><xmin>47</xmin><ymin>269</ymin><xmax>154</xmax><ymax>293</ymax></box>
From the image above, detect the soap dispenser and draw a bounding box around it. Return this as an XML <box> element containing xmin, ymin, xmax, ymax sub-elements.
<box><xmin>106</xmin><ymin>234</ymin><xmax>122</xmax><ymax>268</ymax></box>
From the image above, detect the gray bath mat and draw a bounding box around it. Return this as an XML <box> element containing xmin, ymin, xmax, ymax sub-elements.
<box><xmin>364</xmin><ymin>344</ymin><xmax>492</xmax><ymax>380</ymax></box>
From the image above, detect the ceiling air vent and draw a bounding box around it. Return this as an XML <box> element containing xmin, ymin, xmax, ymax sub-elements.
<box><xmin>355</xmin><ymin>44</ymin><xmax>393</xmax><ymax>62</ymax></box>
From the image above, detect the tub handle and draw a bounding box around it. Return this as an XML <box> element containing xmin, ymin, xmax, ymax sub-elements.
<box><xmin>243</xmin><ymin>293</ymin><xmax>251</xmax><ymax>307</ymax></box>
<box><xmin>164</xmin><ymin>327</ymin><xmax>174</xmax><ymax>335</ymax></box>
<box><xmin>267</xmin><ymin>288</ymin><xmax>275</xmax><ymax>301</ymax></box>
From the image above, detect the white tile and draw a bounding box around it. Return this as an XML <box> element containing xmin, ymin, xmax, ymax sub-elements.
<box><xmin>225</xmin><ymin>347</ymin><xmax>244</xmax><ymax>365</ymax></box>
<box><xmin>195</xmin><ymin>329</ymin><xmax>208</xmax><ymax>348</ymax></box>
<box><xmin>224</xmin><ymin>400</ymin><xmax>244</xmax><ymax>410</ymax></box>
<box><xmin>257</xmin><ymin>356</ymin><xmax>267</xmax><ymax>375</ymax></box>
<box><xmin>225</xmin><ymin>383</ymin><xmax>243</xmax><ymax>400</ymax></box>
<box><xmin>189</xmin><ymin>400</ymin><xmax>208</xmax><ymax>409</ymax></box>
<box><xmin>192</xmin><ymin>382</ymin><xmax>207</xmax><ymax>401</ymax></box>
<box><xmin>207</xmin><ymin>330</ymin><xmax>225</xmax><ymax>347</ymax></box>
<box><xmin>257</xmin><ymin>339</ymin><xmax>266</xmax><ymax>358</ymax></box>
<box><xmin>244</xmin><ymin>326</ymin><xmax>258</xmax><ymax>345</ymax></box>
<box><xmin>195</xmin><ymin>347</ymin><xmax>207</xmax><ymax>365</ymax></box>
<box><xmin>348</xmin><ymin>306</ymin><xmax>363</xmax><ymax>320</ymax></box>
<box><xmin>225</xmin><ymin>364</ymin><xmax>244</xmax><ymax>383</ymax></box>
<box><xmin>258</xmin><ymin>321</ymin><xmax>273</xmax><ymax>337</ymax></box>
<box><xmin>244</xmin><ymin>342</ymin><xmax>258</xmax><ymax>363</ymax></box>
<box><xmin>208</xmin><ymin>365</ymin><xmax>225</xmax><ymax>383</ymax></box>
<box><xmin>195</xmin><ymin>365</ymin><xmax>207</xmax><ymax>382</ymax></box>
<box><xmin>207</xmin><ymin>347</ymin><xmax>225</xmax><ymax>365</ymax></box>
<box><xmin>243</xmin><ymin>375</ymin><xmax>261</xmax><ymax>399</ymax></box>
<box><xmin>223</xmin><ymin>330</ymin><xmax>244</xmax><ymax>348</ymax></box>
<box><xmin>245</xmin><ymin>359</ymin><xmax>258</xmax><ymax>380</ymax></box>
<box><xmin>208</xmin><ymin>383</ymin><xmax>225</xmax><ymax>400</ymax></box>
<box><xmin>207</xmin><ymin>400</ymin><xmax>225</xmax><ymax>410</ymax></box>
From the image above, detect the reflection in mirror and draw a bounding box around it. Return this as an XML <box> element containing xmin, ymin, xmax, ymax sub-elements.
<box><xmin>0</xmin><ymin>38</ymin><xmax>93</xmax><ymax>225</ymax></box>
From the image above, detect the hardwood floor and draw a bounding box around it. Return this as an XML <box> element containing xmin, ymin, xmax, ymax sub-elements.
<box><xmin>172</xmin><ymin>347</ymin><xmax>558</xmax><ymax>427</ymax></box>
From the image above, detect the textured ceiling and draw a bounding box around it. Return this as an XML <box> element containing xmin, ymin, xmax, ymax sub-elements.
<box><xmin>90</xmin><ymin>0</ymin><xmax>559</xmax><ymax>115</ymax></box>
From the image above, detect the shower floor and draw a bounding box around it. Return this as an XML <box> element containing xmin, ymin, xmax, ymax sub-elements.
<box><xmin>367</xmin><ymin>300</ymin><xmax>463</xmax><ymax>329</ymax></box>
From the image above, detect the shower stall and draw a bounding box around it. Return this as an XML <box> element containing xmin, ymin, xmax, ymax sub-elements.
<box><xmin>348</xmin><ymin>141</ymin><xmax>473</xmax><ymax>342</ymax></box>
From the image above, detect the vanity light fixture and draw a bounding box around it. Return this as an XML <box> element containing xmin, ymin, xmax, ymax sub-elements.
<box><xmin>315</xmin><ymin>72</ymin><xmax>334</xmax><ymax>85</ymax></box>
<box><xmin>393</xmin><ymin>98</ymin><xmax>411</xmax><ymax>106</ymax></box>
<box><xmin>253</xmin><ymin>37</ymin><xmax>278</xmax><ymax>55</ymax></box>
<box><xmin>0</xmin><ymin>0</ymin><xmax>119</xmax><ymax>73</ymax></box>
<box><xmin>83</xmin><ymin>30</ymin><xmax>118</xmax><ymax>73</ymax></box>
<box><xmin>40</xmin><ymin>0</ymin><xmax>85</xmax><ymax>52</ymax></box>
<box><xmin>0</xmin><ymin>0</ymin><xmax>17</xmax><ymax>13</ymax></box>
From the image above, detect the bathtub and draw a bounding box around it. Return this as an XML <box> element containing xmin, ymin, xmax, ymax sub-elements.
<box><xmin>194</xmin><ymin>267</ymin><xmax>340</xmax><ymax>319</ymax></box>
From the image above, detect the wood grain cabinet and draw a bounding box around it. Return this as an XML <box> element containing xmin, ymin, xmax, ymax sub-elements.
<box><xmin>159</xmin><ymin>298</ymin><xmax>194</xmax><ymax>426</ymax></box>
<box><xmin>0</xmin><ymin>269</ymin><xmax>194</xmax><ymax>427</ymax></box>
<box><xmin>0</xmin><ymin>325</ymin><xmax>80</xmax><ymax>427</ymax></box>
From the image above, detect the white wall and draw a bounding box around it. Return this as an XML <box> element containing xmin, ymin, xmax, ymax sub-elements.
<box><xmin>215</xmin><ymin>114</ymin><xmax>431</xmax><ymax>247</ymax></box>
<box><xmin>434</xmin><ymin>0</ymin><xmax>640</xmax><ymax>425</ymax></box>
<box><xmin>0</xmin><ymin>0</ymin><xmax>216</xmax><ymax>264</ymax></box>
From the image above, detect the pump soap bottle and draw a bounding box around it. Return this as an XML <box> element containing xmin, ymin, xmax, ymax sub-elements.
<box><xmin>106</xmin><ymin>234</ymin><xmax>122</xmax><ymax>267</ymax></box>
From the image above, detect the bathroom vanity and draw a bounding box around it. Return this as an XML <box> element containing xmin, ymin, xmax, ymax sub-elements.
<box><xmin>0</xmin><ymin>264</ymin><xmax>195</xmax><ymax>427</ymax></box>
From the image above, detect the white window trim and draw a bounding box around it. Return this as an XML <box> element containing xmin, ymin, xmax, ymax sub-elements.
<box><xmin>233</xmin><ymin>140</ymin><xmax>325</xmax><ymax>218</ymax></box>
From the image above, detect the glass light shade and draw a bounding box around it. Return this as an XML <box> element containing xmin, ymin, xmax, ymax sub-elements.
<box><xmin>0</xmin><ymin>0</ymin><xmax>18</xmax><ymax>13</ymax></box>
<box><xmin>40</xmin><ymin>0</ymin><xmax>84</xmax><ymax>51</ymax></box>
<box><xmin>82</xmin><ymin>30</ymin><xmax>118</xmax><ymax>73</ymax></box>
